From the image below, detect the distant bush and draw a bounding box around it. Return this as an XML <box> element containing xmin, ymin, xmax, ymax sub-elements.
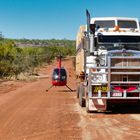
<box><xmin>0</xmin><ymin>39</ymin><xmax>75</xmax><ymax>79</ymax></box>
<box><xmin>14</xmin><ymin>38</ymin><xmax>76</xmax><ymax>48</ymax></box>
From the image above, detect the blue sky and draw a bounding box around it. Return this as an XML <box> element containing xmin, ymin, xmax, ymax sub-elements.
<box><xmin>0</xmin><ymin>0</ymin><xmax>139</xmax><ymax>40</ymax></box>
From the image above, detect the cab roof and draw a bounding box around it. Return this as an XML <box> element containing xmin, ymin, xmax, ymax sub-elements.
<box><xmin>91</xmin><ymin>17</ymin><xmax>139</xmax><ymax>23</ymax></box>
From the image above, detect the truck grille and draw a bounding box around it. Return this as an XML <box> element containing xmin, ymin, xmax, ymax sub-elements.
<box><xmin>111</xmin><ymin>59</ymin><xmax>140</xmax><ymax>67</ymax></box>
<box><xmin>110</xmin><ymin>58</ymin><xmax>140</xmax><ymax>82</ymax></box>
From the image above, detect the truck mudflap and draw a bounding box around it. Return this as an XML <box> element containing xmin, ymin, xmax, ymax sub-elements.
<box><xmin>86</xmin><ymin>98</ymin><xmax>107</xmax><ymax>112</ymax></box>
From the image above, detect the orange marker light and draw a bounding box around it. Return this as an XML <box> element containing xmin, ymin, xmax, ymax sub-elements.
<box><xmin>114</xmin><ymin>25</ymin><xmax>120</xmax><ymax>31</ymax></box>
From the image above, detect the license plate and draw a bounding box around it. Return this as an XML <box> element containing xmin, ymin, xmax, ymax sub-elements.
<box><xmin>112</xmin><ymin>92</ymin><xmax>122</xmax><ymax>97</ymax></box>
<box><xmin>92</xmin><ymin>86</ymin><xmax>108</xmax><ymax>92</ymax></box>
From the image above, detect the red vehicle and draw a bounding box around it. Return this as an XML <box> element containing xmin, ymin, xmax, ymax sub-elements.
<box><xmin>46</xmin><ymin>55</ymin><xmax>73</xmax><ymax>92</ymax></box>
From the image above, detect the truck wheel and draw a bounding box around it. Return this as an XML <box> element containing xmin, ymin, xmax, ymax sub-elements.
<box><xmin>79</xmin><ymin>84</ymin><xmax>85</xmax><ymax>107</ymax></box>
<box><xmin>137</xmin><ymin>100</ymin><xmax>140</xmax><ymax>108</ymax></box>
<box><xmin>86</xmin><ymin>98</ymin><xmax>91</xmax><ymax>113</ymax></box>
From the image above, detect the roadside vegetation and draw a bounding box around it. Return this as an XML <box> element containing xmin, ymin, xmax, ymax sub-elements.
<box><xmin>0</xmin><ymin>39</ymin><xmax>75</xmax><ymax>80</ymax></box>
<box><xmin>14</xmin><ymin>38</ymin><xmax>75</xmax><ymax>47</ymax></box>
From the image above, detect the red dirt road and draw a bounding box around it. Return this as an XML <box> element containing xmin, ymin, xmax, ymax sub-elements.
<box><xmin>0</xmin><ymin>58</ymin><xmax>140</xmax><ymax>140</ymax></box>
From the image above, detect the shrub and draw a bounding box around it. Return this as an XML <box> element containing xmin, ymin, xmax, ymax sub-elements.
<box><xmin>0</xmin><ymin>40</ymin><xmax>76</xmax><ymax>79</ymax></box>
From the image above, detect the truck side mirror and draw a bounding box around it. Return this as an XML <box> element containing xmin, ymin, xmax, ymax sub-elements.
<box><xmin>90</xmin><ymin>24</ymin><xmax>96</xmax><ymax>34</ymax></box>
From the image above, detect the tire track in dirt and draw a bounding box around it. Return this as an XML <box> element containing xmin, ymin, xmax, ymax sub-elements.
<box><xmin>77</xmin><ymin>105</ymin><xmax>140</xmax><ymax>140</ymax></box>
<box><xmin>0</xmin><ymin>79</ymin><xmax>82</xmax><ymax>140</ymax></box>
<box><xmin>0</xmin><ymin>58</ymin><xmax>82</xmax><ymax>140</ymax></box>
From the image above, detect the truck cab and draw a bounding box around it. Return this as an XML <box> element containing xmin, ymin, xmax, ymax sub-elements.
<box><xmin>76</xmin><ymin>16</ymin><xmax>140</xmax><ymax>112</ymax></box>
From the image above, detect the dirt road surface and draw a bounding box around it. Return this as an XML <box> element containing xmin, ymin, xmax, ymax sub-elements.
<box><xmin>0</xmin><ymin>58</ymin><xmax>140</xmax><ymax>140</ymax></box>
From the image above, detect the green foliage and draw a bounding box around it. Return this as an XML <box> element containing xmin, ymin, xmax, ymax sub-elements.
<box><xmin>0</xmin><ymin>39</ymin><xmax>76</xmax><ymax>79</ymax></box>
<box><xmin>13</xmin><ymin>38</ymin><xmax>75</xmax><ymax>48</ymax></box>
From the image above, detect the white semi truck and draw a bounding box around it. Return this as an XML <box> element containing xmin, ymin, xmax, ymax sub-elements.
<box><xmin>76</xmin><ymin>11</ymin><xmax>140</xmax><ymax>112</ymax></box>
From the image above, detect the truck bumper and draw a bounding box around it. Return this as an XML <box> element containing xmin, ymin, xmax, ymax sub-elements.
<box><xmin>87</xmin><ymin>98</ymin><xmax>107</xmax><ymax>111</ymax></box>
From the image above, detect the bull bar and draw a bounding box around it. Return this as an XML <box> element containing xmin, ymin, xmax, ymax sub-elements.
<box><xmin>87</xmin><ymin>56</ymin><xmax>140</xmax><ymax>99</ymax></box>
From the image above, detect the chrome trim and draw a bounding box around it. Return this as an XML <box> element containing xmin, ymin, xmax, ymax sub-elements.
<box><xmin>108</xmin><ymin>57</ymin><xmax>111</xmax><ymax>92</ymax></box>
<box><xmin>86</xmin><ymin>54</ymin><xmax>140</xmax><ymax>99</ymax></box>
<box><xmin>88</xmin><ymin>69</ymin><xmax>92</xmax><ymax>98</ymax></box>
<box><xmin>90</xmin><ymin>97</ymin><xmax>140</xmax><ymax>99</ymax></box>
<box><xmin>111</xmin><ymin>72</ymin><xmax>140</xmax><ymax>75</ymax></box>
<box><xmin>111</xmin><ymin>81</ymin><xmax>140</xmax><ymax>84</ymax></box>
<box><xmin>111</xmin><ymin>67</ymin><xmax>140</xmax><ymax>69</ymax></box>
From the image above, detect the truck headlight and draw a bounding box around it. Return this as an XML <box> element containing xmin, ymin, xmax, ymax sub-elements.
<box><xmin>99</xmin><ymin>53</ymin><xmax>106</xmax><ymax>66</ymax></box>
<box><xmin>99</xmin><ymin>58</ymin><xmax>105</xmax><ymax>66</ymax></box>
<box><xmin>96</xmin><ymin>75</ymin><xmax>103</xmax><ymax>81</ymax></box>
<box><xmin>92</xmin><ymin>75</ymin><xmax>103</xmax><ymax>82</ymax></box>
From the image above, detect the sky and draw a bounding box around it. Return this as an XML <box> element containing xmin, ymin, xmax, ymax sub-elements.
<box><xmin>0</xmin><ymin>0</ymin><xmax>139</xmax><ymax>40</ymax></box>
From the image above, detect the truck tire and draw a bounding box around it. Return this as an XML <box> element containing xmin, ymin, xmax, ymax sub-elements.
<box><xmin>79</xmin><ymin>84</ymin><xmax>85</xmax><ymax>107</ymax></box>
<box><xmin>86</xmin><ymin>98</ymin><xmax>91</xmax><ymax>113</ymax></box>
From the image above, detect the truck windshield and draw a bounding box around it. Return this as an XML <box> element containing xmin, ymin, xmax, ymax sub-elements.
<box><xmin>95</xmin><ymin>20</ymin><xmax>115</xmax><ymax>28</ymax></box>
<box><xmin>118</xmin><ymin>20</ymin><xmax>137</xmax><ymax>28</ymax></box>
